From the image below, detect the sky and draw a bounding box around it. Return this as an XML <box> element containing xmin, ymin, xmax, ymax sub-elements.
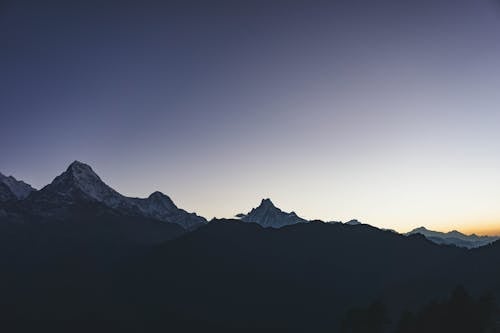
<box><xmin>2</xmin><ymin>0</ymin><xmax>500</xmax><ymax>235</ymax></box>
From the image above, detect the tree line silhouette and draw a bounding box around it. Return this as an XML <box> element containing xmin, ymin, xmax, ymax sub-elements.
<box><xmin>341</xmin><ymin>286</ymin><xmax>499</xmax><ymax>333</ymax></box>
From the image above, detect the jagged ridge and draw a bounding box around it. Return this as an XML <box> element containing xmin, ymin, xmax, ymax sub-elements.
<box><xmin>24</xmin><ymin>161</ymin><xmax>206</xmax><ymax>229</ymax></box>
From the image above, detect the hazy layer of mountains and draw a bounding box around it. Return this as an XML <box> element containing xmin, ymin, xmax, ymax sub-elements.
<box><xmin>406</xmin><ymin>226</ymin><xmax>499</xmax><ymax>249</ymax></box>
<box><xmin>1</xmin><ymin>161</ymin><xmax>497</xmax><ymax>249</ymax></box>
<box><xmin>1</xmin><ymin>161</ymin><xmax>500</xmax><ymax>332</ymax></box>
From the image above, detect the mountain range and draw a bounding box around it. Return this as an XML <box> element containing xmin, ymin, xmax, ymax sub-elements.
<box><xmin>1</xmin><ymin>161</ymin><xmax>497</xmax><ymax>249</ymax></box>
<box><xmin>406</xmin><ymin>226</ymin><xmax>499</xmax><ymax>249</ymax></box>
<box><xmin>1</xmin><ymin>161</ymin><xmax>205</xmax><ymax>230</ymax></box>
<box><xmin>1</xmin><ymin>161</ymin><xmax>500</xmax><ymax>331</ymax></box>
<box><xmin>2</xmin><ymin>216</ymin><xmax>499</xmax><ymax>332</ymax></box>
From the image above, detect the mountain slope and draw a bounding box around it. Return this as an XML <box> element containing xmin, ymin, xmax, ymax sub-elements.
<box><xmin>1</xmin><ymin>215</ymin><xmax>500</xmax><ymax>332</ymax></box>
<box><xmin>26</xmin><ymin>161</ymin><xmax>206</xmax><ymax>229</ymax></box>
<box><xmin>238</xmin><ymin>198</ymin><xmax>307</xmax><ymax>228</ymax></box>
<box><xmin>121</xmin><ymin>220</ymin><xmax>481</xmax><ymax>332</ymax></box>
<box><xmin>0</xmin><ymin>182</ymin><xmax>15</xmax><ymax>202</ymax></box>
<box><xmin>0</xmin><ymin>172</ymin><xmax>35</xmax><ymax>201</ymax></box>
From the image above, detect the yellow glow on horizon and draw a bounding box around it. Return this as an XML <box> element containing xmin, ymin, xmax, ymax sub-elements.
<box><xmin>458</xmin><ymin>223</ymin><xmax>500</xmax><ymax>236</ymax></box>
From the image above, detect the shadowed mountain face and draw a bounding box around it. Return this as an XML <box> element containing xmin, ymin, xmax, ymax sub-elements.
<box><xmin>238</xmin><ymin>198</ymin><xmax>307</xmax><ymax>228</ymax></box>
<box><xmin>0</xmin><ymin>172</ymin><xmax>35</xmax><ymax>201</ymax></box>
<box><xmin>407</xmin><ymin>227</ymin><xmax>499</xmax><ymax>249</ymax></box>
<box><xmin>0</xmin><ymin>182</ymin><xmax>15</xmax><ymax>202</ymax></box>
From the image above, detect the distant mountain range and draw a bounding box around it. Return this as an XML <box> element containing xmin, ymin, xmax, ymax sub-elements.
<box><xmin>1</xmin><ymin>161</ymin><xmax>500</xmax><ymax>331</ymax></box>
<box><xmin>406</xmin><ymin>226</ymin><xmax>499</xmax><ymax>249</ymax></box>
<box><xmin>1</xmin><ymin>161</ymin><xmax>205</xmax><ymax>230</ymax></box>
<box><xmin>1</xmin><ymin>161</ymin><xmax>498</xmax><ymax>249</ymax></box>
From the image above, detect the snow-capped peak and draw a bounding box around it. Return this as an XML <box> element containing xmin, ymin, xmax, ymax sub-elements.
<box><xmin>43</xmin><ymin>160</ymin><xmax>124</xmax><ymax>206</ymax></box>
<box><xmin>66</xmin><ymin>161</ymin><xmax>109</xmax><ymax>191</ymax></box>
<box><xmin>33</xmin><ymin>161</ymin><xmax>206</xmax><ymax>229</ymax></box>
<box><xmin>146</xmin><ymin>191</ymin><xmax>177</xmax><ymax>210</ymax></box>
<box><xmin>67</xmin><ymin>160</ymin><xmax>99</xmax><ymax>176</ymax></box>
<box><xmin>240</xmin><ymin>198</ymin><xmax>307</xmax><ymax>228</ymax></box>
<box><xmin>259</xmin><ymin>198</ymin><xmax>275</xmax><ymax>208</ymax></box>
<box><xmin>345</xmin><ymin>219</ymin><xmax>362</xmax><ymax>226</ymax></box>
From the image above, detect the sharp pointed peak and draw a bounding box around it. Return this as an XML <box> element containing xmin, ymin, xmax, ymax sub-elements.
<box><xmin>149</xmin><ymin>190</ymin><xmax>164</xmax><ymax>197</ymax></box>
<box><xmin>67</xmin><ymin>160</ymin><xmax>93</xmax><ymax>171</ymax></box>
<box><xmin>148</xmin><ymin>191</ymin><xmax>171</xmax><ymax>200</ymax></box>
<box><xmin>65</xmin><ymin>161</ymin><xmax>100</xmax><ymax>178</ymax></box>
<box><xmin>259</xmin><ymin>198</ymin><xmax>275</xmax><ymax>207</ymax></box>
<box><xmin>147</xmin><ymin>191</ymin><xmax>177</xmax><ymax>207</ymax></box>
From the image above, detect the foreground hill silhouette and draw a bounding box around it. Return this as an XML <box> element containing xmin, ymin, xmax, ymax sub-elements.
<box><xmin>1</xmin><ymin>162</ymin><xmax>500</xmax><ymax>332</ymax></box>
<box><xmin>122</xmin><ymin>220</ymin><xmax>500</xmax><ymax>331</ymax></box>
<box><xmin>1</xmin><ymin>218</ymin><xmax>499</xmax><ymax>332</ymax></box>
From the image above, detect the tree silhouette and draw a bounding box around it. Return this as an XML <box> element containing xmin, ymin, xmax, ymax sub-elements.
<box><xmin>395</xmin><ymin>286</ymin><xmax>498</xmax><ymax>333</ymax></box>
<box><xmin>341</xmin><ymin>301</ymin><xmax>390</xmax><ymax>333</ymax></box>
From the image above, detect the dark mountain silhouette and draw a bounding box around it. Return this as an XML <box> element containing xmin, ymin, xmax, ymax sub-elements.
<box><xmin>1</xmin><ymin>163</ymin><xmax>500</xmax><ymax>332</ymax></box>
<box><xmin>0</xmin><ymin>216</ymin><xmax>499</xmax><ymax>332</ymax></box>
<box><xmin>237</xmin><ymin>198</ymin><xmax>308</xmax><ymax>228</ymax></box>
<box><xmin>114</xmin><ymin>220</ymin><xmax>500</xmax><ymax>332</ymax></box>
<box><xmin>0</xmin><ymin>162</ymin><xmax>192</xmax><ymax>321</ymax></box>
<box><xmin>394</xmin><ymin>286</ymin><xmax>498</xmax><ymax>333</ymax></box>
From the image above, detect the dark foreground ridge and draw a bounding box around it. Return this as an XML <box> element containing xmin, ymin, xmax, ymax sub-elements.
<box><xmin>0</xmin><ymin>216</ymin><xmax>499</xmax><ymax>332</ymax></box>
<box><xmin>1</xmin><ymin>162</ymin><xmax>500</xmax><ymax>332</ymax></box>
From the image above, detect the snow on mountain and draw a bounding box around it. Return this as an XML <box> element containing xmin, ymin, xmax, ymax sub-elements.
<box><xmin>36</xmin><ymin>161</ymin><xmax>125</xmax><ymax>206</ymax></box>
<box><xmin>406</xmin><ymin>226</ymin><xmax>498</xmax><ymax>249</ymax></box>
<box><xmin>129</xmin><ymin>191</ymin><xmax>204</xmax><ymax>230</ymax></box>
<box><xmin>237</xmin><ymin>198</ymin><xmax>307</xmax><ymax>228</ymax></box>
<box><xmin>0</xmin><ymin>172</ymin><xmax>36</xmax><ymax>201</ymax></box>
<box><xmin>345</xmin><ymin>219</ymin><xmax>362</xmax><ymax>226</ymax></box>
<box><xmin>31</xmin><ymin>161</ymin><xmax>206</xmax><ymax>229</ymax></box>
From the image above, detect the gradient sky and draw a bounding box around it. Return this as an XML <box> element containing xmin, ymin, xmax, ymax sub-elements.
<box><xmin>2</xmin><ymin>0</ymin><xmax>500</xmax><ymax>234</ymax></box>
